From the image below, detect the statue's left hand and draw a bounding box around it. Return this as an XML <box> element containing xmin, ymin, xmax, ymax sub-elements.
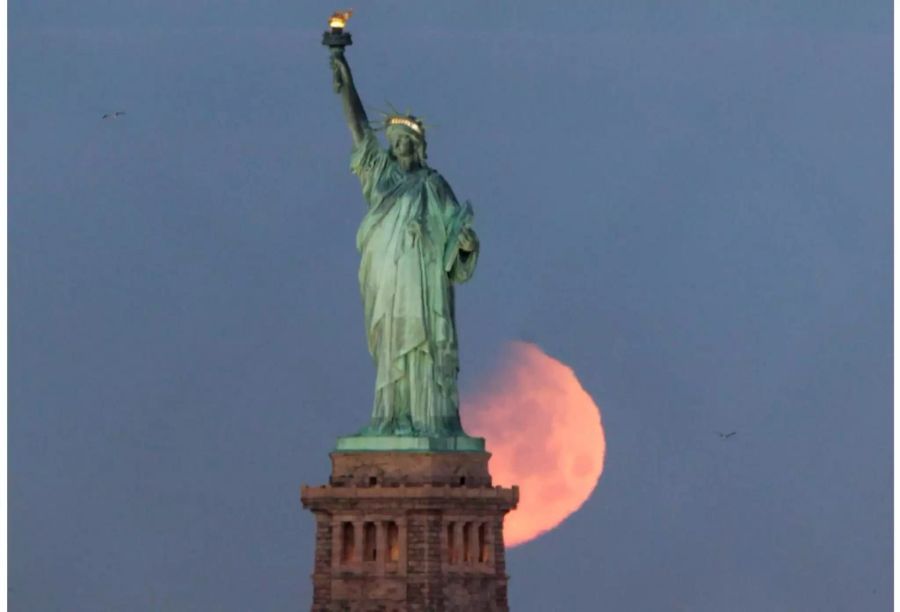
<box><xmin>457</xmin><ymin>228</ymin><xmax>477</xmax><ymax>252</ymax></box>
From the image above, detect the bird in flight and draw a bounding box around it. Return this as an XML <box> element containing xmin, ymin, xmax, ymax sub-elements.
<box><xmin>716</xmin><ymin>431</ymin><xmax>737</xmax><ymax>439</ymax></box>
<box><xmin>102</xmin><ymin>111</ymin><xmax>126</xmax><ymax>119</ymax></box>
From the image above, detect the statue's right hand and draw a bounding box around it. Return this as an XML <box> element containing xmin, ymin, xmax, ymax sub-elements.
<box><xmin>330</xmin><ymin>56</ymin><xmax>350</xmax><ymax>93</ymax></box>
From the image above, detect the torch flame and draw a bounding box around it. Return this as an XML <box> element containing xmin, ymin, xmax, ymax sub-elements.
<box><xmin>329</xmin><ymin>10</ymin><xmax>353</xmax><ymax>29</ymax></box>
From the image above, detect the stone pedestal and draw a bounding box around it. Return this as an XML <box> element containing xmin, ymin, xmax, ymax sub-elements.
<box><xmin>301</xmin><ymin>451</ymin><xmax>518</xmax><ymax>612</ymax></box>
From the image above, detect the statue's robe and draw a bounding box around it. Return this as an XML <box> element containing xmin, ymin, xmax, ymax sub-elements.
<box><xmin>350</xmin><ymin>130</ymin><xmax>478</xmax><ymax>436</ymax></box>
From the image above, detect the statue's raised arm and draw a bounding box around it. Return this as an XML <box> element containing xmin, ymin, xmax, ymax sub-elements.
<box><xmin>330</xmin><ymin>53</ymin><xmax>368</xmax><ymax>146</ymax></box>
<box><xmin>322</xmin><ymin>11</ymin><xmax>367</xmax><ymax>145</ymax></box>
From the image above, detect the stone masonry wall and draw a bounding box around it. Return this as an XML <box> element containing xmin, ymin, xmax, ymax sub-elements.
<box><xmin>302</xmin><ymin>452</ymin><xmax>518</xmax><ymax>612</ymax></box>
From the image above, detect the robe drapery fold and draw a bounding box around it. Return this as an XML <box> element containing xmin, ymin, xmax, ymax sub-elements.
<box><xmin>350</xmin><ymin>130</ymin><xmax>478</xmax><ymax>436</ymax></box>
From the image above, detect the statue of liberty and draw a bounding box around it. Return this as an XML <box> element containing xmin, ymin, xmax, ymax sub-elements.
<box><xmin>327</xmin><ymin>32</ymin><xmax>483</xmax><ymax>450</ymax></box>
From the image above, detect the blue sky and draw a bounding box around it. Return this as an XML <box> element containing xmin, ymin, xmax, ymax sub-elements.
<box><xmin>9</xmin><ymin>2</ymin><xmax>891</xmax><ymax>610</ymax></box>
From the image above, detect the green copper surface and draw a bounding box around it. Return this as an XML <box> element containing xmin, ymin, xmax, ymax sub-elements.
<box><xmin>335</xmin><ymin>435</ymin><xmax>485</xmax><ymax>452</ymax></box>
<box><xmin>327</xmin><ymin>38</ymin><xmax>480</xmax><ymax>447</ymax></box>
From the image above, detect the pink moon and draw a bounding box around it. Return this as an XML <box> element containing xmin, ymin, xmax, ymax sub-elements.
<box><xmin>461</xmin><ymin>341</ymin><xmax>606</xmax><ymax>547</ymax></box>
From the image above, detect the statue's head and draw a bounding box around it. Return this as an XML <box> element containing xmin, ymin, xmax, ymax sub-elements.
<box><xmin>385</xmin><ymin>115</ymin><xmax>427</xmax><ymax>168</ymax></box>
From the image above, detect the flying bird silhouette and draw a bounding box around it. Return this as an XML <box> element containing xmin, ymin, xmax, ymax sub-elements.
<box><xmin>716</xmin><ymin>431</ymin><xmax>737</xmax><ymax>439</ymax></box>
<box><xmin>102</xmin><ymin>111</ymin><xmax>126</xmax><ymax>119</ymax></box>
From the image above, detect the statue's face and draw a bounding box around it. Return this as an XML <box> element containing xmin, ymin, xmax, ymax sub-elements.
<box><xmin>390</xmin><ymin>133</ymin><xmax>416</xmax><ymax>158</ymax></box>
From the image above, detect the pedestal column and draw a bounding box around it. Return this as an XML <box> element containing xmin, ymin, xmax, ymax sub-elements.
<box><xmin>302</xmin><ymin>451</ymin><xmax>518</xmax><ymax>612</ymax></box>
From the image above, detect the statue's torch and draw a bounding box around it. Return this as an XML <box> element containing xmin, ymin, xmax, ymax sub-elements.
<box><xmin>322</xmin><ymin>10</ymin><xmax>353</xmax><ymax>93</ymax></box>
<box><xmin>322</xmin><ymin>10</ymin><xmax>353</xmax><ymax>55</ymax></box>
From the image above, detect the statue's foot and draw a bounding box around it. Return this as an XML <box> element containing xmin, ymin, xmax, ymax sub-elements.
<box><xmin>357</xmin><ymin>416</ymin><xmax>416</xmax><ymax>437</ymax></box>
<box><xmin>392</xmin><ymin>415</ymin><xmax>415</xmax><ymax>436</ymax></box>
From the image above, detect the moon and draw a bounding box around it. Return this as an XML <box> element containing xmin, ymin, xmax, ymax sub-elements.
<box><xmin>461</xmin><ymin>341</ymin><xmax>606</xmax><ymax>547</ymax></box>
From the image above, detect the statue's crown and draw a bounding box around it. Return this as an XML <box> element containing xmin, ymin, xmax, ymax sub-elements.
<box><xmin>386</xmin><ymin>115</ymin><xmax>424</xmax><ymax>137</ymax></box>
